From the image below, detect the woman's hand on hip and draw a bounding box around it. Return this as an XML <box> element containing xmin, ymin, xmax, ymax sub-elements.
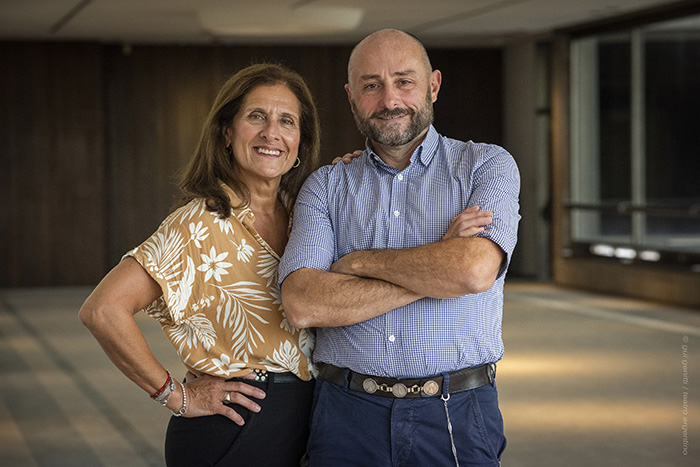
<box><xmin>176</xmin><ymin>372</ymin><xmax>265</xmax><ymax>426</ymax></box>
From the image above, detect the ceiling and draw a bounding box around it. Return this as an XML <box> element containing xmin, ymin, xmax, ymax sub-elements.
<box><xmin>0</xmin><ymin>0</ymin><xmax>687</xmax><ymax>47</ymax></box>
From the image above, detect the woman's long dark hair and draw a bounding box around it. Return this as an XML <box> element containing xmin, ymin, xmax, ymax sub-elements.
<box><xmin>179</xmin><ymin>63</ymin><xmax>321</xmax><ymax>218</ymax></box>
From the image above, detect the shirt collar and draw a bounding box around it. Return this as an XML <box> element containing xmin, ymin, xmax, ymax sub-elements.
<box><xmin>416</xmin><ymin>125</ymin><xmax>439</xmax><ymax>167</ymax></box>
<box><xmin>365</xmin><ymin>125</ymin><xmax>439</xmax><ymax>170</ymax></box>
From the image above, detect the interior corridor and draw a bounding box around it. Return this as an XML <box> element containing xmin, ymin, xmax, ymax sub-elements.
<box><xmin>1</xmin><ymin>282</ymin><xmax>698</xmax><ymax>466</ymax></box>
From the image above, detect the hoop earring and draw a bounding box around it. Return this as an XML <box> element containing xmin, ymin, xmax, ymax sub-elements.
<box><xmin>293</xmin><ymin>157</ymin><xmax>301</xmax><ymax>168</ymax></box>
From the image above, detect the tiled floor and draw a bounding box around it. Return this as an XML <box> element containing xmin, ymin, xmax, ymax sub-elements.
<box><xmin>0</xmin><ymin>282</ymin><xmax>698</xmax><ymax>466</ymax></box>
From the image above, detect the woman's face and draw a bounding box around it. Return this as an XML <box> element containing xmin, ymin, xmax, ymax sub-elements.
<box><xmin>224</xmin><ymin>83</ymin><xmax>301</xmax><ymax>187</ymax></box>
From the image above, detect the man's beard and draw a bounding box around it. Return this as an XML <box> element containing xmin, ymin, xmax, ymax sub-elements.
<box><xmin>351</xmin><ymin>89</ymin><xmax>434</xmax><ymax>147</ymax></box>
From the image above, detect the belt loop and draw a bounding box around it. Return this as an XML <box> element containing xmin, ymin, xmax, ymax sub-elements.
<box><xmin>441</xmin><ymin>372</ymin><xmax>450</xmax><ymax>399</ymax></box>
<box><xmin>342</xmin><ymin>367</ymin><xmax>351</xmax><ymax>389</ymax></box>
<box><xmin>489</xmin><ymin>363</ymin><xmax>496</xmax><ymax>385</ymax></box>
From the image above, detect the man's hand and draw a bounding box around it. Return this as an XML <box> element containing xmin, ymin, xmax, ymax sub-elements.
<box><xmin>442</xmin><ymin>205</ymin><xmax>492</xmax><ymax>240</ymax></box>
<box><xmin>331</xmin><ymin>149</ymin><xmax>363</xmax><ymax>165</ymax></box>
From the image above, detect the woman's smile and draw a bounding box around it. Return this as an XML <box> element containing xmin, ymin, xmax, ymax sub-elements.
<box><xmin>225</xmin><ymin>83</ymin><xmax>302</xmax><ymax>185</ymax></box>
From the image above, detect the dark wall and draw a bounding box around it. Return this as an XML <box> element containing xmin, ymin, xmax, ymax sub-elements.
<box><xmin>431</xmin><ymin>49</ymin><xmax>503</xmax><ymax>146</ymax></box>
<box><xmin>1</xmin><ymin>43</ymin><xmax>107</xmax><ymax>286</ymax></box>
<box><xmin>0</xmin><ymin>41</ymin><xmax>502</xmax><ymax>287</ymax></box>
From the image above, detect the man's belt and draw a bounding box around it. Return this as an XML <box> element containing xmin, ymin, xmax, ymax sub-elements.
<box><xmin>316</xmin><ymin>362</ymin><xmax>494</xmax><ymax>399</ymax></box>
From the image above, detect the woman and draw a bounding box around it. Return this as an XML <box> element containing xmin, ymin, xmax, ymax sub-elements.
<box><xmin>79</xmin><ymin>63</ymin><xmax>321</xmax><ymax>466</ymax></box>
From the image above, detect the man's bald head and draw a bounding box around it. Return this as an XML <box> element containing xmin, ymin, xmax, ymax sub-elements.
<box><xmin>347</xmin><ymin>29</ymin><xmax>433</xmax><ymax>90</ymax></box>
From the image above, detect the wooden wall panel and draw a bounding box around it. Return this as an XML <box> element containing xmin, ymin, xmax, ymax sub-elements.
<box><xmin>431</xmin><ymin>49</ymin><xmax>503</xmax><ymax>146</ymax></box>
<box><xmin>103</xmin><ymin>45</ymin><xmax>222</xmax><ymax>267</ymax></box>
<box><xmin>1</xmin><ymin>42</ymin><xmax>106</xmax><ymax>287</ymax></box>
<box><xmin>1</xmin><ymin>42</ymin><xmax>503</xmax><ymax>286</ymax></box>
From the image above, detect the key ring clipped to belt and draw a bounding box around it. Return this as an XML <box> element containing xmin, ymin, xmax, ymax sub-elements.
<box><xmin>440</xmin><ymin>372</ymin><xmax>460</xmax><ymax>467</ymax></box>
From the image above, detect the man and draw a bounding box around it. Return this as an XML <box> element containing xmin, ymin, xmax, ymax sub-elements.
<box><xmin>279</xmin><ymin>29</ymin><xmax>520</xmax><ymax>466</ymax></box>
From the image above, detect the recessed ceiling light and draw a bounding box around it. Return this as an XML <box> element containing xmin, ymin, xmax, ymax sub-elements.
<box><xmin>199</xmin><ymin>5</ymin><xmax>364</xmax><ymax>37</ymax></box>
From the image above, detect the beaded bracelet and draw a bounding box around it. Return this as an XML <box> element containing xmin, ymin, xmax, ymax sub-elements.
<box><xmin>172</xmin><ymin>381</ymin><xmax>188</xmax><ymax>417</ymax></box>
<box><xmin>150</xmin><ymin>371</ymin><xmax>172</xmax><ymax>399</ymax></box>
<box><xmin>154</xmin><ymin>376</ymin><xmax>175</xmax><ymax>406</ymax></box>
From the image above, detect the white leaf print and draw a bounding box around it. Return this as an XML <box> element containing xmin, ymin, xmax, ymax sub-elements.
<box><xmin>270</xmin><ymin>287</ymin><xmax>282</xmax><ymax>311</ymax></box>
<box><xmin>177</xmin><ymin>200</ymin><xmax>207</xmax><ymax>223</ymax></box>
<box><xmin>261</xmin><ymin>340</ymin><xmax>300</xmax><ymax>374</ymax></box>
<box><xmin>214</xmin><ymin>281</ymin><xmax>271</xmax><ymax>359</ymax></box>
<box><xmin>168</xmin><ymin>312</ymin><xmax>217</xmax><ymax>354</ymax></box>
<box><xmin>298</xmin><ymin>328</ymin><xmax>315</xmax><ymax>363</ymax></box>
<box><xmin>166</xmin><ymin>256</ymin><xmax>196</xmax><ymax>321</ymax></box>
<box><xmin>279</xmin><ymin>315</ymin><xmax>294</xmax><ymax>335</ymax></box>
<box><xmin>141</xmin><ymin>226</ymin><xmax>185</xmax><ymax>281</ymax></box>
<box><xmin>142</xmin><ymin>296</ymin><xmax>169</xmax><ymax>323</ymax></box>
<box><xmin>210</xmin><ymin>353</ymin><xmax>247</xmax><ymax>376</ymax></box>
<box><xmin>256</xmin><ymin>250</ymin><xmax>278</xmax><ymax>289</ymax></box>
<box><xmin>188</xmin><ymin>360</ymin><xmax>234</xmax><ymax>378</ymax></box>
<box><xmin>212</xmin><ymin>211</ymin><xmax>235</xmax><ymax>235</ymax></box>
<box><xmin>236</xmin><ymin>238</ymin><xmax>255</xmax><ymax>263</ymax></box>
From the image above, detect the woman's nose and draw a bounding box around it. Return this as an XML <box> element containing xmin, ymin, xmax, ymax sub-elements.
<box><xmin>259</xmin><ymin>120</ymin><xmax>280</xmax><ymax>141</ymax></box>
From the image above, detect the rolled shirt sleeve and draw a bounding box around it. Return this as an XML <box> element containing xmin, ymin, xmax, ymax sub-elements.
<box><xmin>278</xmin><ymin>166</ymin><xmax>336</xmax><ymax>286</ymax></box>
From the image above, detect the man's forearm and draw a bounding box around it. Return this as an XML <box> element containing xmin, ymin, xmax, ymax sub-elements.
<box><xmin>281</xmin><ymin>267</ymin><xmax>423</xmax><ymax>328</ymax></box>
<box><xmin>330</xmin><ymin>237</ymin><xmax>504</xmax><ymax>298</ymax></box>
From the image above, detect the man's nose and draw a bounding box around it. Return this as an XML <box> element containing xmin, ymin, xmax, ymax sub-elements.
<box><xmin>380</xmin><ymin>86</ymin><xmax>401</xmax><ymax>109</ymax></box>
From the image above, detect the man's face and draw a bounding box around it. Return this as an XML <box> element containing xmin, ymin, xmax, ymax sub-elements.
<box><xmin>346</xmin><ymin>37</ymin><xmax>439</xmax><ymax>147</ymax></box>
<box><xmin>350</xmin><ymin>86</ymin><xmax>434</xmax><ymax>147</ymax></box>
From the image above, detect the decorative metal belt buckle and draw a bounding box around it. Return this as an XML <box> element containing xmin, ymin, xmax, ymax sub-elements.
<box><xmin>362</xmin><ymin>378</ymin><xmax>378</xmax><ymax>394</ymax></box>
<box><xmin>421</xmin><ymin>380</ymin><xmax>440</xmax><ymax>397</ymax></box>
<box><xmin>392</xmin><ymin>383</ymin><xmax>408</xmax><ymax>398</ymax></box>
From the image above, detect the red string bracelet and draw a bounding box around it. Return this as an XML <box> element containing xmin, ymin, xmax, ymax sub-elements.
<box><xmin>150</xmin><ymin>371</ymin><xmax>172</xmax><ymax>399</ymax></box>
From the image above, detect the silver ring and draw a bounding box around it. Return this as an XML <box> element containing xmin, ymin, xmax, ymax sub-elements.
<box><xmin>223</xmin><ymin>392</ymin><xmax>231</xmax><ymax>403</ymax></box>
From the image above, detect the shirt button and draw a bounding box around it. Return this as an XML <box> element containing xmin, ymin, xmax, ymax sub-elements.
<box><xmin>397</xmin><ymin>174</ymin><xmax>404</xmax><ymax>181</ymax></box>
<box><xmin>393</xmin><ymin>210</ymin><xmax>400</xmax><ymax>217</ymax></box>
<box><xmin>388</xmin><ymin>335</ymin><xmax>396</xmax><ymax>342</ymax></box>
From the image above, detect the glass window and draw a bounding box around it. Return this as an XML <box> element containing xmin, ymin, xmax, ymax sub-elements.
<box><xmin>569</xmin><ymin>14</ymin><xmax>700</xmax><ymax>267</ymax></box>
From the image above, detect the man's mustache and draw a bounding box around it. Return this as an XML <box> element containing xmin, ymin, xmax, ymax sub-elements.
<box><xmin>370</xmin><ymin>108</ymin><xmax>413</xmax><ymax>119</ymax></box>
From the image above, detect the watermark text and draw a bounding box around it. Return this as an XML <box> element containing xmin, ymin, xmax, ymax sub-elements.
<box><xmin>681</xmin><ymin>335</ymin><xmax>689</xmax><ymax>456</ymax></box>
